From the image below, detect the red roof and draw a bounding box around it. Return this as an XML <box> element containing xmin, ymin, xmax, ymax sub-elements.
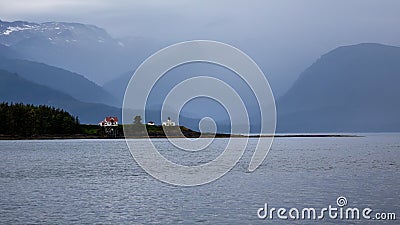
<box><xmin>105</xmin><ymin>117</ymin><xmax>118</xmax><ymax>122</ymax></box>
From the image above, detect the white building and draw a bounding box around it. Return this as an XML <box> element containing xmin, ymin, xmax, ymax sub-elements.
<box><xmin>98</xmin><ymin>116</ymin><xmax>119</xmax><ymax>137</ymax></box>
<box><xmin>162</xmin><ymin>117</ymin><xmax>176</xmax><ymax>126</ymax></box>
<box><xmin>98</xmin><ymin>116</ymin><xmax>118</xmax><ymax>127</ymax></box>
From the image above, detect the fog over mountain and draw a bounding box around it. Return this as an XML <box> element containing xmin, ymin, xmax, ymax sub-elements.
<box><xmin>0</xmin><ymin>57</ymin><xmax>118</xmax><ymax>106</ymax></box>
<box><xmin>0</xmin><ymin>16</ymin><xmax>399</xmax><ymax>132</ymax></box>
<box><xmin>0</xmin><ymin>20</ymin><xmax>160</xmax><ymax>84</ymax></box>
<box><xmin>2</xmin><ymin>1</ymin><xmax>400</xmax><ymax>97</ymax></box>
<box><xmin>103</xmin><ymin>71</ymin><xmax>132</xmax><ymax>105</ymax></box>
<box><xmin>0</xmin><ymin>69</ymin><xmax>121</xmax><ymax>123</ymax></box>
<box><xmin>277</xmin><ymin>43</ymin><xmax>400</xmax><ymax>132</ymax></box>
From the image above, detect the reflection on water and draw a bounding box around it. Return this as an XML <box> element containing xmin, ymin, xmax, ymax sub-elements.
<box><xmin>0</xmin><ymin>134</ymin><xmax>399</xmax><ymax>224</ymax></box>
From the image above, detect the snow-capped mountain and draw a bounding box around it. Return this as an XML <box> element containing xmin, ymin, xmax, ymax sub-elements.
<box><xmin>0</xmin><ymin>19</ymin><xmax>155</xmax><ymax>84</ymax></box>
<box><xmin>0</xmin><ymin>20</ymin><xmax>122</xmax><ymax>47</ymax></box>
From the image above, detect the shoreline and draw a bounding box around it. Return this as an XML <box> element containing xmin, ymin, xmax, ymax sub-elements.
<box><xmin>0</xmin><ymin>134</ymin><xmax>361</xmax><ymax>140</ymax></box>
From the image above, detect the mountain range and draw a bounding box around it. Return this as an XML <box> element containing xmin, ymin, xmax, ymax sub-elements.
<box><xmin>0</xmin><ymin>19</ymin><xmax>161</xmax><ymax>84</ymax></box>
<box><xmin>0</xmin><ymin>55</ymin><xmax>117</xmax><ymax>106</ymax></box>
<box><xmin>1</xmin><ymin>19</ymin><xmax>399</xmax><ymax>132</ymax></box>
<box><xmin>0</xmin><ymin>69</ymin><xmax>120</xmax><ymax>123</ymax></box>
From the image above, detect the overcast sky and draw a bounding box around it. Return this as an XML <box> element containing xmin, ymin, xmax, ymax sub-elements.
<box><xmin>1</xmin><ymin>0</ymin><xmax>399</xmax><ymax>95</ymax></box>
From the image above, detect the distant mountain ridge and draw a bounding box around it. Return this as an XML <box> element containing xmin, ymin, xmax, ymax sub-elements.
<box><xmin>277</xmin><ymin>43</ymin><xmax>400</xmax><ymax>132</ymax></box>
<box><xmin>103</xmin><ymin>71</ymin><xmax>133</xmax><ymax>105</ymax></box>
<box><xmin>0</xmin><ymin>69</ymin><xmax>121</xmax><ymax>124</ymax></box>
<box><xmin>0</xmin><ymin>20</ymin><xmax>116</xmax><ymax>46</ymax></box>
<box><xmin>0</xmin><ymin>43</ymin><xmax>22</xmax><ymax>59</ymax></box>
<box><xmin>0</xmin><ymin>57</ymin><xmax>118</xmax><ymax>106</ymax></box>
<box><xmin>0</xmin><ymin>70</ymin><xmax>200</xmax><ymax>127</ymax></box>
<box><xmin>0</xmin><ymin>19</ymin><xmax>161</xmax><ymax>84</ymax></box>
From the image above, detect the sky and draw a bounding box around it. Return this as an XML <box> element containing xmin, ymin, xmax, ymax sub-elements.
<box><xmin>1</xmin><ymin>0</ymin><xmax>399</xmax><ymax>95</ymax></box>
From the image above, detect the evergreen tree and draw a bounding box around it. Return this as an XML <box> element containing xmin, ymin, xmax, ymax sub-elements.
<box><xmin>0</xmin><ymin>102</ymin><xmax>81</xmax><ymax>136</ymax></box>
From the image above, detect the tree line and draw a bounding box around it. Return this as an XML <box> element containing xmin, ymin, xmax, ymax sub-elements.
<box><xmin>0</xmin><ymin>102</ymin><xmax>80</xmax><ymax>136</ymax></box>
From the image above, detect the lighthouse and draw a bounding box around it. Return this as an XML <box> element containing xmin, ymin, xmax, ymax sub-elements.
<box><xmin>162</xmin><ymin>117</ymin><xmax>176</xmax><ymax>126</ymax></box>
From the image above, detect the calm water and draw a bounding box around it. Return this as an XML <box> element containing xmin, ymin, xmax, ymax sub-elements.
<box><xmin>0</xmin><ymin>134</ymin><xmax>399</xmax><ymax>224</ymax></box>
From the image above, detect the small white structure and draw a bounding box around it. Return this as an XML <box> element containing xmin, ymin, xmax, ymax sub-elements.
<box><xmin>147</xmin><ymin>121</ymin><xmax>155</xmax><ymax>126</ymax></box>
<box><xmin>162</xmin><ymin>117</ymin><xmax>176</xmax><ymax>126</ymax></box>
